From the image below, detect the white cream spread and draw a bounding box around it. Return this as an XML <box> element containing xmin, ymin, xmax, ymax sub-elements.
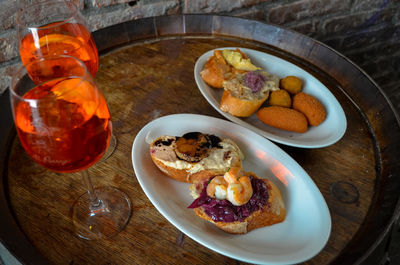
<box><xmin>151</xmin><ymin>138</ymin><xmax>243</xmax><ymax>175</ymax></box>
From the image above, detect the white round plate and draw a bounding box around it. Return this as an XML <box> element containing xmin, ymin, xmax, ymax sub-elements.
<box><xmin>194</xmin><ymin>47</ymin><xmax>347</xmax><ymax>148</ymax></box>
<box><xmin>132</xmin><ymin>114</ymin><xmax>331</xmax><ymax>265</ymax></box>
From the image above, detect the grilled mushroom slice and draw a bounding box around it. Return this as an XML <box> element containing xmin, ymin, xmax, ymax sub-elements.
<box><xmin>174</xmin><ymin>132</ymin><xmax>212</xmax><ymax>162</ymax></box>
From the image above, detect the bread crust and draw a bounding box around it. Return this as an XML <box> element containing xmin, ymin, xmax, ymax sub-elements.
<box><xmin>150</xmin><ymin>155</ymin><xmax>189</xmax><ymax>182</ymax></box>
<box><xmin>150</xmin><ymin>156</ymin><xmax>220</xmax><ymax>183</ymax></box>
<box><xmin>200</xmin><ymin>50</ymin><xmax>231</xmax><ymax>88</ymax></box>
<box><xmin>220</xmin><ymin>90</ymin><xmax>269</xmax><ymax>117</ymax></box>
<box><xmin>192</xmin><ymin>177</ymin><xmax>286</xmax><ymax>234</ymax></box>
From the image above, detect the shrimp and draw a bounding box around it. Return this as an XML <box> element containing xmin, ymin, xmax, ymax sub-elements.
<box><xmin>224</xmin><ymin>167</ymin><xmax>253</xmax><ymax>206</ymax></box>
<box><xmin>206</xmin><ymin>175</ymin><xmax>228</xmax><ymax>200</ymax></box>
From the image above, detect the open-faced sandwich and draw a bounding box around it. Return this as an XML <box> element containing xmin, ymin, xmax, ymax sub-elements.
<box><xmin>149</xmin><ymin>131</ymin><xmax>286</xmax><ymax>234</ymax></box>
<box><xmin>220</xmin><ymin>70</ymin><xmax>279</xmax><ymax>117</ymax></box>
<box><xmin>188</xmin><ymin>167</ymin><xmax>286</xmax><ymax>234</ymax></box>
<box><xmin>149</xmin><ymin>132</ymin><xmax>243</xmax><ymax>183</ymax></box>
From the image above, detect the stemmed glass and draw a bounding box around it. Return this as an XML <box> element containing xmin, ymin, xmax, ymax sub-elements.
<box><xmin>10</xmin><ymin>55</ymin><xmax>131</xmax><ymax>240</ymax></box>
<box><xmin>16</xmin><ymin>0</ymin><xmax>116</xmax><ymax>161</ymax></box>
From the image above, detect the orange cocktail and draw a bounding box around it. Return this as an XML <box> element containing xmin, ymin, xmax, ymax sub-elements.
<box><xmin>16</xmin><ymin>0</ymin><xmax>98</xmax><ymax>78</ymax></box>
<box><xmin>19</xmin><ymin>22</ymin><xmax>99</xmax><ymax>78</ymax></box>
<box><xmin>10</xmin><ymin>55</ymin><xmax>131</xmax><ymax>240</ymax></box>
<box><xmin>15</xmin><ymin>77</ymin><xmax>110</xmax><ymax>172</ymax></box>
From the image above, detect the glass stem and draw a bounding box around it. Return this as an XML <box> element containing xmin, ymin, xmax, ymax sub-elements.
<box><xmin>81</xmin><ymin>169</ymin><xmax>102</xmax><ymax>209</ymax></box>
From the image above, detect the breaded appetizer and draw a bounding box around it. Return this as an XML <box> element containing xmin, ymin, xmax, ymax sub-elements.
<box><xmin>280</xmin><ymin>76</ymin><xmax>303</xmax><ymax>94</ymax></box>
<box><xmin>292</xmin><ymin>92</ymin><xmax>326</xmax><ymax>126</ymax></box>
<box><xmin>257</xmin><ymin>106</ymin><xmax>308</xmax><ymax>133</ymax></box>
<box><xmin>268</xmin><ymin>89</ymin><xmax>292</xmax><ymax>108</ymax></box>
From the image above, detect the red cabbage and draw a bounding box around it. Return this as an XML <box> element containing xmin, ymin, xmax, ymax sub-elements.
<box><xmin>244</xmin><ymin>71</ymin><xmax>267</xmax><ymax>93</ymax></box>
<box><xmin>187</xmin><ymin>176</ymin><xmax>270</xmax><ymax>222</ymax></box>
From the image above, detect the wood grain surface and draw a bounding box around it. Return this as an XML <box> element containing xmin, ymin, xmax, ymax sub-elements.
<box><xmin>1</xmin><ymin>15</ymin><xmax>400</xmax><ymax>265</ymax></box>
<box><xmin>5</xmin><ymin>38</ymin><xmax>375</xmax><ymax>264</ymax></box>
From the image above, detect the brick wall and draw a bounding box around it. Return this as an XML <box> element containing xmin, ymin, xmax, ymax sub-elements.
<box><xmin>1</xmin><ymin>0</ymin><xmax>399</xmax><ymax>112</ymax></box>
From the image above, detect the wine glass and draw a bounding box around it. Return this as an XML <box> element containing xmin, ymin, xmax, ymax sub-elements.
<box><xmin>10</xmin><ymin>55</ymin><xmax>131</xmax><ymax>240</ymax></box>
<box><xmin>16</xmin><ymin>0</ymin><xmax>116</xmax><ymax>161</ymax></box>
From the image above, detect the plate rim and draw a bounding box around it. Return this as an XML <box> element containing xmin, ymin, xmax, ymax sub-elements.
<box><xmin>131</xmin><ymin>113</ymin><xmax>332</xmax><ymax>264</ymax></box>
<box><xmin>193</xmin><ymin>47</ymin><xmax>347</xmax><ymax>148</ymax></box>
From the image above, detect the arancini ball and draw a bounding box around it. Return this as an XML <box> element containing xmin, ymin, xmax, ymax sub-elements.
<box><xmin>268</xmin><ymin>89</ymin><xmax>292</xmax><ymax>108</ymax></box>
<box><xmin>280</xmin><ymin>76</ymin><xmax>302</xmax><ymax>94</ymax></box>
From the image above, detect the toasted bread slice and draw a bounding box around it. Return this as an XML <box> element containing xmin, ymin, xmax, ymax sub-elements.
<box><xmin>200</xmin><ymin>50</ymin><xmax>231</xmax><ymax>88</ymax></box>
<box><xmin>151</xmin><ymin>156</ymin><xmax>220</xmax><ymax>183</ymax></box>
<box><xmin>220</xmin><ymin>90</ymin><xmax>270</xmax><ymax>117</ymax></box>
<box><xmin>219</xmin><ymin>71</ymin><xmax>279</xmax><ymax>117</ymax></box>
<box><xmin>150</xmin><ymin>133</ymin><xmax>243</xmax><ymax>183</ymax></box>
<box><xmin>191</xmin><ymin>176</ymin><xmax>286</xmax><ymax>234</ymax></box>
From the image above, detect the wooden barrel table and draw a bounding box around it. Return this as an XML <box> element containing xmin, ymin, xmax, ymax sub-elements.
<box><xmin>1</xmin><ymin>15</ymin><xmax>400</xmax><ymax>265</ymax></box>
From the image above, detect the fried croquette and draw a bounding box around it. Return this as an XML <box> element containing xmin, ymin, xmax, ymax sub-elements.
<box><xmin>257</xmin><ymin>106</ymin><xmax>308</xmax><ymax>133</ymax></box>
<box><xmin>268</xmin><ymin>89</ymin><xmax>292</xmax><ymax>108</ymax></box>
<box><xmin>280</xmin><ymin>76</ymin><xmax>302</xmax><ymax>94</ymax></box>
<box><xmin>200</xmin><ymin>50</ymin><xmax>231</xmax><ymax>88</ymax></box>
<box><xmin>292</xmin><ymin>92</ymin><xmax>326</xmax><ymax>126</ymax></box>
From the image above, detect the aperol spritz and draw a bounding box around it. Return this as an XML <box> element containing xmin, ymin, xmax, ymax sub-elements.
<box><xmin>15</xmin><ymin>77</ymin><xmax>110</xmax><ymax>172</ymax></box>
<box><xmin>10</xmin><ymin>55</ymin><xmax>131</xmax><ymax>240</ymax></box>
<box><xmin>16</xmin><ymin>0</ymin><xmax>99</xmax><ymax>78</ymax></box>
<box><xmin>16</xmin><ymin>0</ymin><xmax>117</xmax><ymax>160</ymax></box>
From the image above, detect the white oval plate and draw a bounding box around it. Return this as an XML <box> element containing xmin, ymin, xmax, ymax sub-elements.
<box><xmin>194</xmin><ymin>47</ymin><xmax>347</xmax><ymax>148</ymax></box>
<box><xmin>132</xmin><ymin>114</ymin><xmax>331</xmax><ymax>265</ymax></box>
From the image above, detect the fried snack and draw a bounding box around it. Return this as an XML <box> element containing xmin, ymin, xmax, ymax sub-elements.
<box><xmin>268</xmin><ymin>89</ymin><xmax>292</xmax><ymax>108</ymax></box>
<box><xmin>280</xmin><ymin>76</ymin><xmax>302</xmax><ymax>94</ymax></box>
<box><xmin>257</xmin><ymin>106</ymin><xmax>308</xmax><ymax>133</ymax></box>
<box><xmin>292</xmin><ymin>92</ymin><xmax>326</xmax><ymax>126</ymax></box>
<box><xmin>200</xmin><ymin>50</ymin><xmax>231</xmax><ymax>88</ymax></box>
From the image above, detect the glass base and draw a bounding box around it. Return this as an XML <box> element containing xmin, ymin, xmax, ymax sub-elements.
<box><xmin>72</xmin><ymin>186</ymin><xmax>131</xmax><ymax>240</ymax></box>
<box><xmin>100</xmin><ymin>133</ymin><xmax>117</xmax><ymax>162</ymax></box>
